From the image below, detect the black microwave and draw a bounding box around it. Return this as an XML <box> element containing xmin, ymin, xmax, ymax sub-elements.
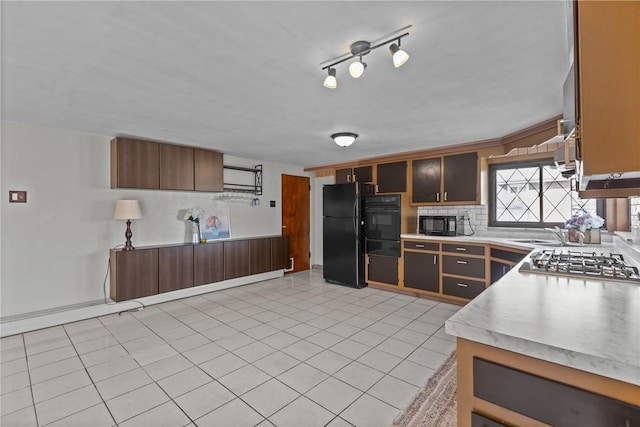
<box><xmin>419</xmin><ymin>215</ymin><xmax>457</xmax><ymax>236</ymax></box>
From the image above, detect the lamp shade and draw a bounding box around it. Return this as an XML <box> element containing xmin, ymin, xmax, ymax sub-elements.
<box><xmin>390</xmin><ymin>43</ymin><xmax>409</xmax><ymax>68</ymax></box>
<box><xmin>349</xmin><ymin>60</ymin><xmax>366</xmax><ymax>78</ymax></box>
<box><xmin>323</xmin><ymin>68</ymin><xmax>337</xmax><ymax>89</ymax></box>
<box><xmin>114</xmin><ymin>200</ymin><xmax>142</xmax><ymax>220</ymax></box>
<box><xmin>331</xmin><ymin>132</ymin><xmax>358</xmax><ymax>147</ymax></box>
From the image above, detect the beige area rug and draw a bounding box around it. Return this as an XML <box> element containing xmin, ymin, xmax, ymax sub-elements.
<box><xmin>392</xmin><ymin>351</ymin><xmax>458</xmax><ymax>427</ymax></box>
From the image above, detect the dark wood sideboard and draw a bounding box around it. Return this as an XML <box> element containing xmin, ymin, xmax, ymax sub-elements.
<box><xmin>110</xmin><ymin>235</ymin><xmax>289</xmax><ymax>302</ymax></box>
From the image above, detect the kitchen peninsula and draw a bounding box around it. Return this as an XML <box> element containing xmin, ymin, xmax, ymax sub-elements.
<box><xmin>445</xmin><ymin>235</ymin><xmax>640</xmax><ymax>426</ymax></box>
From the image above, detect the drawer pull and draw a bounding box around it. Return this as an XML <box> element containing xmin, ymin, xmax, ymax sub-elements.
<box><xmin>457</xmin><ymin>283</ymin><xmax>468</xmax><ymax>288</ymax></box>
<box><xmin>415</xmin><ymin>244</ymin><xmax>425</xmax><ymax>248</ymax></box>
<box><xmin>456</xmin><ymin>260</ymin><xmax>468</xmax><ymax>265</ymax></box>
<box><xmin>455</xmin><ymin>247</ymin><xmax>467</xmax><ymax>251</ymax></box>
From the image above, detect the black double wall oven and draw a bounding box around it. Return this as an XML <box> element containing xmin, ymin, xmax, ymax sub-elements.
<box><xmin>364</xmin><ymin>194</ymin><xmax>401</xmax><ymax>258</ymax></box>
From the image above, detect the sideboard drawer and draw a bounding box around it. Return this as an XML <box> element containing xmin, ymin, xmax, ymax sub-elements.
<box><xmin>442</xmin><ymin>255</ymin><xmax>485</xmax><ymax>278</ymax></box>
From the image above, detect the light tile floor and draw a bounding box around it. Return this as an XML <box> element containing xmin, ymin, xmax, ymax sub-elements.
<box><xmin>0</xmin><ymin>270</ymin><xmax>460</xmax><ymax>427</ymax></box>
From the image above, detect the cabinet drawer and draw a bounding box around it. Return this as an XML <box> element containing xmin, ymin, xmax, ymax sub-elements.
<box><xmin>442</xmin><ymin>276</ymin><xmax>485</xmax><ymax>299</ymax></box>
<box><xmin>471</xmin><ymin>413</ymin><xmax>507</xmax><ymax>427</ymax></box>
<box><xmin>442</xmin><ymin>243</ymin><xmax>485</xmax><ymax>256</ymax></box>
<box><xmin>490</xmin><ymin>247</ymin><xmax>527</xmax><ymax>263</ymax></box>
<box><xmin>473</xmin><ymin>357</ymin><xmax>640</xmax><ymax>427</ymax></box>
<box><xmin>442</xmin><ymin>255</ymin><xmax>485</xmax><ymax>278</ymax></box>
<box><xmin>403</xmin><ymin>240</ymin><xmax>439</xmax><ymax>251</ymax></box>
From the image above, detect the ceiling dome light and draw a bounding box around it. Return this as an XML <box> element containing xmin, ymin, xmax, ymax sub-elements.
<box><xmin>349</xmin><ymin>58</ymin><xmax>367</xmax><ymax>78</ymax></box>
<box><xmin>389</xmin><ymin>42</ymin><xmax>409</xmax><ymax>68</ymax></box>
<box><xmin>331</xmin><ymin>132</ymin><xmax>358</xmax><ymax>147</ymax></box>
<box><xmin>323</xmin><ymin>68</ymin><xmax>337</xmax><ymax>89</ymax></box>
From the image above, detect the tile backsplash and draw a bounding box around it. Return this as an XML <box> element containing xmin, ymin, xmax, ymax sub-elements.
<box><xmin>416</xmin><ymin>204</ymin><xmax>488</xmax><ymax>235</ymax></box>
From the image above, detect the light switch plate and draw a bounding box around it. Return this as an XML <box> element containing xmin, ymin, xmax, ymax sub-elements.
<box><xmin>9</xmin><ymin>191</ymin><xmax>27</xmax><ymax>203</ymax></box>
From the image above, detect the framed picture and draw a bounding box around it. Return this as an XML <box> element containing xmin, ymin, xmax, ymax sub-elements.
<box><xmin>199</xmin><ymin>209</ymin><xmax>231</xmax><ymax>241</ymax></box>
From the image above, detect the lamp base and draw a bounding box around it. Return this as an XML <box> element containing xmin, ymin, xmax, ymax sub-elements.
<box><xmin>123</xmin><ymin>219</ymin><xmax>135</xmax><ymax>250</ymax></box>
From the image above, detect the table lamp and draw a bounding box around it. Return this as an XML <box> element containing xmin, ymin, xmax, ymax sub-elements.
<box><xmin>113</xmin><ymin>200</ymin><xmax>142</xmax><ymax>250</ymax></box>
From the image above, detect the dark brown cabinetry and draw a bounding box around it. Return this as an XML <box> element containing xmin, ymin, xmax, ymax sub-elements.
<box><xmin>442</xmin><ymin>255</ymin><xmax>485</xmax><ymax>278</ymax></box>
<box><xmin>411</xmin><ymin>152</ymin><xmax>478</xmax><ymax>204</ymax></box>
<box><xmin>194</xmin><ymin>242</ymin><xmax>224</xmax><ymax>286</ymax></box>
<box><xmin>412</xmin><ymin>158</ymin><xmax>441</xmax><ymax>203</ymax></box>
<box><xmin>111</xmin><ymin>137</ymin><xmax>223</xmax><ymax>192</ymax></box>
<box><xmin>224</xmin><ymin>240</ymin><xmax>251</xmax><ymax>280</ymax></box>
<box><xmin>194</xmin><ymin>148</ymin><xmax>224</xmax><ymax>192</ymax></box>
<box><xmin>159</xmin><ymin>144</ymin><xmax>194</xmax><ymax>191</ymax></box>
<box><xmin>368</xmin><ymin>255</ymin><xmax>398</xmax><ymax>285</ymax></box>
<box><xmin>473</xmin><ymin>357</ymin><xmax>640</xmax><ymax>427</ymax></box>
<box><xmin>335</xmin><ymin>166</ymin><xmax>373</xmax><ymax>184</ymax></box>
<box><xmin>376</xmin><ymin>161</ymin><xmax>407</xmax><ymax>193</ymax></box>
<box><xmin>471</xmin><ymin>413</ymin><xmax>507</xmax><ymax>427</ymax></box>
<box><xmin>159</xmin><ymin>246</ymin><xmax>194</xmax><ymax>293</ymax></box>
<box><xmin>111</xmin><ymin>138</ymin><xmax>160</xmax><ymax>189</ymax></box>
<box><xmin>442</xmin><ymin>276</ymin><xmax>485</xmax><ymax>299</ymax></box>
<box><xmin>490</xmin><ymin>260</ymin><xmax>511</xmax><ymax>285</ymax></box>
<box><xmin>250</xmin><ymin>238</ymin><xmax>272</xmax><ymax>275</ymax></box>
<box><xmin>443</xmin><ymin>152</ymin><xmax>478</xmax><ymax>202</ymax></box>
<box><xmin>489</xmin><ymin>247</ymin><xmax>527</xmax><ymax>284</ymax></box>
<box><xmin>271</xmin><ymin>236</ymin><xmax>289</xmax><ymax>270</ymax></box>
<box><xmin>404</xmin><ymin>251</ymin><xmax>439</xmax><ymax>292</ymax></box>
<box><xmin>110</xmin><ymin>248</ymin><xmax>159</xmax><ymax>302</ymax></box>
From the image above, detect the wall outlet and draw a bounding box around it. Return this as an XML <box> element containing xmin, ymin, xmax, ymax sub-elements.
<box><xmin>463</xmin><ymin>210</ymin><xmax>474</xmax><ymax>221</ymax></box>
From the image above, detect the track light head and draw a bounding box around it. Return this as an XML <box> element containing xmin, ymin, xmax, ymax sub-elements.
<box><xmin>349</xmin><ymin>58</ymin><xmax>367</xmax><ymax>79</ymax></box>
<box><xmin>323</xmin><ymin>67</ymin><xmax>337</xmax><ymax>89</ymax></box>
<box><xmin>389</xmin><ymin>42</ymin><xmax>409</xmax><ymax>68</ymax></box>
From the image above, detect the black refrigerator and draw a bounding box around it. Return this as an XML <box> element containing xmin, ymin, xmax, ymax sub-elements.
<box><xmin>323</xmin><ymin>183</ymin><xmax>372</xmax><ymax>288</ymax></box>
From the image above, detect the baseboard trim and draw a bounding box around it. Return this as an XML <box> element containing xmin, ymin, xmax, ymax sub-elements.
<box><xmin>0</xmin><ymin>271</ymin><xmax>283</xmax><ymax>337</ymax></box>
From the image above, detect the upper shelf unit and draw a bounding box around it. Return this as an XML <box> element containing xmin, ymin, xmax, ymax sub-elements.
<box><xmin>223</xmin><ymin>164</ymin><xmax>263</xmax><ymax>195</ymax></box>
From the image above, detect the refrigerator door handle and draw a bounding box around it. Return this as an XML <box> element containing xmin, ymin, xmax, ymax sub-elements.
<box><xmin>352</xmin><ymin>200</ymin><xmax>358</xmax><ymax>236</ymax></box>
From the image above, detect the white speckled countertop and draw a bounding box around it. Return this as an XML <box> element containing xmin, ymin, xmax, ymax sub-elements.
<box><xmin>402</xmin><ymin>232</ymin><xmax>640</xmax><ymax>386</ymax></box>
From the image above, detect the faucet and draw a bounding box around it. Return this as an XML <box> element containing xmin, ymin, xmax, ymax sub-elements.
<box><xmin>545</xmin><ymin>226</ymin><xmax>567</xmax><ymax>246</ymax></box>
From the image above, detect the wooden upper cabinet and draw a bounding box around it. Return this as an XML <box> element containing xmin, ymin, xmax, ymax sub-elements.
<box><xmin>159</xmin><ymin>144</ymin><xmax>194</xmax><ymax>191</ymax></box>
<box><xmin>376</xmin><ymin>161</ymin><xmax>407</xmax><ymax>193</ymax></box>
<box><xmin>443</xmin><ymin>152</ymin><xmax>478</xmax><ymax>202</ymax></box>
<box><xmin>577</xmin><ymin>1</ymin><xmax>640</xmax><ymax>175</ymax></box>
<box><xmin>194</xmin><ymin>149</ymin><xmax>224</xmax><ymax>192</ymax></box>
<box><xmin>335</xmin><ymin>166</ymin><xmax>372</xmax><ymax>184</ymax></box>
<box><xmin>111</xmin><ymin>138</ymin><xmax>159</xmax><ymax>189</ymax></box>
<box><xmin>412</xmin><ymin>158</ymin><xmax>441</xmax><ymax>203</ymax></box>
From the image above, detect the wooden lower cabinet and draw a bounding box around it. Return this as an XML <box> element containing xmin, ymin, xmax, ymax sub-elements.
<box><xmin>457</xmin><ymin>338</ymin><xmax>640</xmax><ymax>427</ymax></box>
<box><xmin>368</xmin><ymin>255</ymin><xmax>399</xmax><ymax>285</ymax></box>
<box><xmin>110</xmin><ymin>248</ymin><xmax>159</xmax><ymax>302</ymax></box>
<box><xmin>194</xmin><ymin>242</ymin><xmax>224</xmax><ymax>286</ymax></box>
<box><xmin>224</xmin><ymin>240</ymin><xmax>251</xmax><ymax>280</ymax></box>
<box><xmin>442</xmin><ymin>276</ymin><xmax>485</xmax><ymax>299</ymax></box>
<box><xmin>110</xmin><ymin>236</ymin><xmax>285</xmax><ymax>302</ymax></box>
<box><xmin>159</xmin><ymin>246</ymin><xmax>194</xmax><ymax>293</ymax></box>
<box><xmin>490</xmin><ymin>260</ymin><xmax>511</xmax><ymax>284</ymax></box>
<box><xmin>250</xmin><ymin>238</ymin><xmax>272</xmax><ymax>275</ymax></box>
<box><xmin>404</xmin><ymin>251</ymin><xmax>439</xmax><ymax>292</ymax></box>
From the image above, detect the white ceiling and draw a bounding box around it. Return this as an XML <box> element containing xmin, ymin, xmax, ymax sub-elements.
<box><xmin>1</xmin><ymin>1</ymin><xmax>570</xmax><ymax>168</ymax></box>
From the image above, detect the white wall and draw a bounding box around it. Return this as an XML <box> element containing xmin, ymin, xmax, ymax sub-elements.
<box><xmin>0</xmin><ymin>121</ymin><xmax>307</xmax><ymax>318</ymax></box>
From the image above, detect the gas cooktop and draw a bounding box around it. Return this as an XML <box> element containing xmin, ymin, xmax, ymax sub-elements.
<box><xmin>519</xmin><ymin>249</ymin><xmax>640</xmax><ymax>283</ymax></box>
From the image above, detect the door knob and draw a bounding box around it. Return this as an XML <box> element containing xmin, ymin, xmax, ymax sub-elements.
<box><xmin>282</xmin><ymin>225</ymin><xmax>287</xmax><ymax>228</ymax></box>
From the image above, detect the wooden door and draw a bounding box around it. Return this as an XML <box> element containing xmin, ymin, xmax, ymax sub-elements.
<box><xmin>282</xmin><ymin>174</ymin><xmax>310</xmax><ymax>273</ymax></box>
<box><xmin>194</xmin><ymin>149</ymin><xmax>224</xmax><ymax>192</ymax></box>
<box><xmin>353</xmin><ymin>166</ymin><xmax>373</xmax><ymax>183</ymax></box>
<box><xmin>159</xmin><ymin>144</ymin><xmax>194</xmax><ymax>191</ymax></box>
<box><xmin>412</xmin><ymin>157</ymin><xmax>442</xmax><ymax>203</ymax></box>
<box><xmin>443</xmin><ymin>152</ymin><xmax>478</xmax><ymax>202</ymax></box>
<box><xmin>404</xmin><ymin>251</ymin><xmax>439</xmax><ymax>292</ymax></box>
<box><xmin>376</xmin><ymin>161</ymin><xmax>407</xmax><ymax>193</ymax></box>
<box><xmin>335</xmin><ymin>168</ymin><xmax>352</xmax><ymax>184</ymax></box>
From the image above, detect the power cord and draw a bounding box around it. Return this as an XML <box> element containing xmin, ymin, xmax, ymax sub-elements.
<box><xmin>103</xmin><ymin>244</ymin><xmax>146</xmax><ymax>315</ymax></box>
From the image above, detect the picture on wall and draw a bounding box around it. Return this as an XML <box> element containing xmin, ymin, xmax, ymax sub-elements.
<box><xmin>199</xmin><ymin>209</ymin><xmax>231</xmax><ymax>240</ymax></box>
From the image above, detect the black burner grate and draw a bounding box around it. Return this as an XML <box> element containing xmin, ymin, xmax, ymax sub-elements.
<box><xmin>523</xmin><ymin>249</ymin><xmax>640</xmax><ymax>281</ymax></box>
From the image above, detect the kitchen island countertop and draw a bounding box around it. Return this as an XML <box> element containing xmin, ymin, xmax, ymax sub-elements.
<box><xmin>437</xmin><ymin>233</ymin><xmax>640</xmax><ymax>385</ymax></box>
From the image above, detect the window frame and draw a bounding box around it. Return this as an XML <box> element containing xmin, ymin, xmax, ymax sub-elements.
<box><xmin>489</xmin><ymin>159</ymin><xmax>571</xmax><ymax>229</ymax></box>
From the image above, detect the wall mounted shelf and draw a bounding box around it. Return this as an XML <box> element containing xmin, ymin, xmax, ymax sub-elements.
<box><xmin>223</xmin><ymin>164</ymin><xmax>263</xmax><ymax>195</ymax></box>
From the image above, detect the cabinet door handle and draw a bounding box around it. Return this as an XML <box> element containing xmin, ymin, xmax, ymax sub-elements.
<box><xmin>353</xmin><ymin>175</ymin><xmax>356</xmax><ymax>182</ymax></box>
<box><xmin>415</xmin><ymin>244</ymin><xmax>425</xmax><ymax>248</ymax></box>
<box><xmin>457</xmin><ymin>282</ymin><xmax>468</xmax><ymax>288</ymax></box>
<box><xmin>436</xmin><ymin>193</ymin><xmax>440</xmax><ymax>202</ymax></box>
<box><xmin>503</xmin><ymin>266</ymin><xmax>507</xmax><ymax>275</ymax></box>
<box><xmin>444</xmin><ymin>191</ymin><xmax>448</xmax><ymax>201</ymax></box>
<box><xmin>347</xmin><ymin>174</ymin><xmax>351</xmax><ymax>182</ymax></box>
<box><xmin>455</xmin><ymin>247</ymin><xmax>467</xmax><ymax>251</ymax></box>
<box><xmin>433</xmin><ymin>255</ymin><xmax>437</xmax><ymax>265</ymax></box>
<box><xmin>456</xmin><ymin>260</ymin><xmax>468</xmax><ymax>265</ymax></box>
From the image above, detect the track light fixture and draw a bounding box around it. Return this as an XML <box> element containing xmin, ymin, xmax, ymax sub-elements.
<box><xmin>323</xmin><ymin>67</ymin><xmax>337</xmax><ymax>89</ymax></box>
<box><xmin>331</xmin><ymin>132</ymin><xmax>358</xmax><ymax>147</ymax></box>
<box><xmin>321</xmin><ymin>26</ymin><xmax>411</xmax><ymax>88</ymax></box>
